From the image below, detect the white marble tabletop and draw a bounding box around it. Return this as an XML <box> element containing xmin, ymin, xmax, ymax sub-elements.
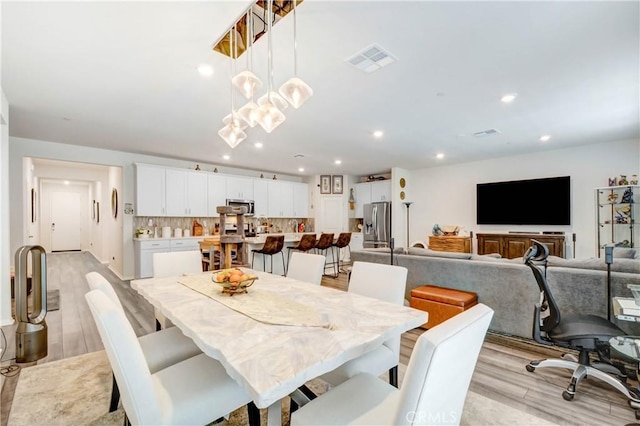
<box><xmin>131</xmin><ymin>270</ymin><xmax>426</xmax><ymax>411</ymax></box>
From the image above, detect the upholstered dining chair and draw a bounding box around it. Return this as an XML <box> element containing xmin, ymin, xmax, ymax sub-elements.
<box><xmin>286</xmin><ymin>252</ymin><xmax>326</xmax><ymax>285</ymax></box>
<box><xmin>152</xmin><ymin>250</ymin><xmax>203</xmax><ymax>330</ymax></box>
<box><xmin>319</xmin><ymin>261</ymin><xmax>407</xmax><ymax>388</ymax></box>
<box><xmin>290</xmin><ymin>304</ymin><xmax>494</xmax><ymax>426</ymax></box>
<box><xmin>85</xmin><ymin>271</ymin><xmax>202</xmax><ymax>413</ymax></box>
<box><xmin>286</xmin><ymin>234</ymin><xmax>318</xmax><ymax>274</ymax></box>
<box><xmin>251</xmin><ymin>235</ymin><xmax>285</xmax><ymax>274</ymax></box>
<box><xmin>85</xmin><ymin>290</ymin><xmax>259</xmax><ymax>426</ymax></box>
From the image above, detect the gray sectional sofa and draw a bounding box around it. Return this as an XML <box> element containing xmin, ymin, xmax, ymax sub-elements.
<box><xmin>350</xmin><ymin>247</ymin><xmax>640</xmax><ymax>339</ymax></box>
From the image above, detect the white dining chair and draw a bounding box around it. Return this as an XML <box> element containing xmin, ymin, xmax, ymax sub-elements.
<box><xmin>85</xmin><ymin>271</ymin><xmax>202</xmax><ymax>412</ymax></box>
<box><xmin>152</xmin><ymin>250</ymin><xmax>203</xmax><ymax>330</ymax></box>
<box><xmin>286</xmin><ymin>252</ymin><xmax>326</xmax><ymax>285</ymax></box>
<box><xmin>291</xmin><ymin>303</ymin><xmax>494</xmax><ymax>426</ymax></box>
<box><xmin>319</xmin><ymin>261</ymin><xmax>407</xmax><ymax>388</ymax></box>
<box><xmin>85</xmin><ymin>290</ymin><xmax>260</xmax><ymax>426</ymax></box>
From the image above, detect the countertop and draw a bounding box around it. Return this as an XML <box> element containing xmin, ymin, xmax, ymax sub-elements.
<box><xmin>134</xmin><ymin>232</ymin><xmax>362</xmax><ymax>243</ymax></box>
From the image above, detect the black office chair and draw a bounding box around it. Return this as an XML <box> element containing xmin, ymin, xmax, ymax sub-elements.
<box><xmin>524</xmin><ymin>240</ymin><xmax>638</xmax><ymax>403</ymax></box>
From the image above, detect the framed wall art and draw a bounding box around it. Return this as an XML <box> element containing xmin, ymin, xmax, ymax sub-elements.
<box><xmin>320</xmin><ymin>175</ymin><xmax>331</xmax><ymax>194</ymax></box>
<box><xmin>332</xmin><ymin>175</ymin><xmax>343</xmax><ymax>194</ymax></box>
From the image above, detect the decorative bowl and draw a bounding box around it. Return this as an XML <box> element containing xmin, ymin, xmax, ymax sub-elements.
<box><xmin>212</xmin><ymin>268</ymin><xmax>258</xmax><ymax>295</ymax></box>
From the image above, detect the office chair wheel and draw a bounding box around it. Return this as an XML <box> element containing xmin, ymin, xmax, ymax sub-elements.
<box><xmin>525</xmin><ymin>364</ymin><xmax>536</xmax><ymax>373</ymax></box>
<box><xmin>562</xmin><ymin>390</ymin><xmax>574</xmax><ymax>401</ymax></box>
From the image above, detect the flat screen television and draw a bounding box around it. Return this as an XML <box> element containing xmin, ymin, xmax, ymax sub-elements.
<box><xmin>476</xmin><ymin>176</ymin><xmax>570</xmax><ymax>225</ymax></box>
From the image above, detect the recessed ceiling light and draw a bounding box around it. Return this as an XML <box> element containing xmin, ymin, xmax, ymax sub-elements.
<box><xmin>298</xmin><ymin>167</ymin><xmax>304</xmax><ymax>172</ymax></box>
<box><xmin>436</xmin><ymin>153</ymin><xmax>445</xmax><ymax>159</ymax></box>
<box><xmin>64</xmin><ymin>180</ymin><xmax>70</xmax><ymax>185</ymax></box>
<box><xmin>373</xmin><ymin>130</ymin><xmax>384</xmax><ymax>138</ymax></box>
<box><xmin>197</xmin><ymin>64</ymin><xmax>214</xmax><ymax>77</ymax></box>
<box><xmin>254</xmin><ymin>142</ymin><xmax>263</xmax><ymax>148</ymax></box>
<box><xmin>222</xmin><ymin>155</ymin><xmax>230</xmax><ymax>160</ymax></box>
<box><xmin>334</xmin><ymin>160</ymin><xmax>342</xmax><ymax>165</ymax></box>
<box><xmin>539</xmin><ymin>135</ymin><xmax>551</xmax><ymax>142</ymax></box>
<box><xmin>500</xmin><ymin>93</ymin><xmax>517</xmax><ymax>103</ymax></box>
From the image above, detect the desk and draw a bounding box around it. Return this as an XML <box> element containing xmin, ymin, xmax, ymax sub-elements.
<box><xmin>131</xmin><ymin>270</ymin><xmax>426</xmax><ymax>424</ymax></box>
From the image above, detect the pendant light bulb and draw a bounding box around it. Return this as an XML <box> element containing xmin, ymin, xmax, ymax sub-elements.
<box><xmin>218</xmin><ymin>123</ymin><xmax>247</xmax><ymax>148</ymax></box>
<box><xmin>238</xmin><ymin>100</ymin><xmax>260</xmax><ymax>128</ymax></box>
<box><xmin>231</xmin><ymin>11</ymin><xmax>262</xmax><ymax>99</ymax></box>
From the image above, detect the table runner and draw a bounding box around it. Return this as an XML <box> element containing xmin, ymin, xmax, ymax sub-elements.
<box><xmin>177</xmin><ymin>274</ymin><xmax>333</xmax><ymax>328</ymax></box>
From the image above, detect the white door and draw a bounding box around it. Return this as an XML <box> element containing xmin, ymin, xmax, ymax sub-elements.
<box><xmin>51</xmin><ymin>191</ymin><xmax>82</xmax><ymax>251</ymax></box>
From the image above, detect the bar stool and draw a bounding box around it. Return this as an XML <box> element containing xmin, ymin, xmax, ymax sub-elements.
<box><xmin>331</xmin><ymin>232</ymin><xmax>352</xmax><ymax>276</ymax></box>
<box><xmin>314</xmin><ymin>233</ymin><xmax>335</xmax><ymax>277</ymax></box>
<box><xmin>286</xmin><ymin>234</ymin><xmax>317</xmax><ymax>274</ymax></box>
<box><xmin>251</xmin><ymin>235</ymin><xmax>285</xmax><ymax>274</ymax></box>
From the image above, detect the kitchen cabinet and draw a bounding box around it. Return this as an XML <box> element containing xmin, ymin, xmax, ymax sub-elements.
<box><xmin>134</xmin><ymin>239</ymin><xmax>170</xmax><ymax>278</ymax></box>
<box><xmin>292</xmin><ymin>182</ymin><xmax>309</xmax><ymax>218</ymax></box>
<box><xmin>253</xmin><ymin>179</ymin><xmax>269</xmax><ymax>217</ymax></box>
<box><xmin>135</xmin><ymin>164</ymin><xmax>166</xmax><ymax>216</ymax></box>
<box><xmin>226</xmin><ymin>176</ymin><xmax>254</xmax><ymax>200</ymax></box>
<box><xmin>170</xmin><ymin>238</ymin><xmax>200</xmax><ymax>252</ymax></box>
<box><xmin>268</xmin><ymin>181</ymin><xmax>294</xmax><ymax>217</ymax></box>
<box><xmin>207</xmin><ymin>174</ymin><xmax>227</xmax><ymax>217</ymax></box>
<box><xmin>349</xmin><ymin>233</ymin><xmax>364</xmax><ymax>255</ymax></box>
<box><xmin>165</xmin><ymin>169</ymin><xmax>207</xmax><ymax>217</ymax></box>
<box><xmin>353</xmin><ymin>181</ymin><xmax>390</xmax><ymax>218</ymax></box>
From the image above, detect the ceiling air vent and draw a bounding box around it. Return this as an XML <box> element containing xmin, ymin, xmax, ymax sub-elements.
<box><xmin>473</xmin><ymin>128</ymin><xmax>502</xmax><ymax>137</ymax></box>
<box><xmin>346</xmin><ymin>43</ymin><xmax>397</xmax><ymax>73</ymax></box>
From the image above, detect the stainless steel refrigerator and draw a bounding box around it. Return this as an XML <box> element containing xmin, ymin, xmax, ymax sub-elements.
<box><xmin>363</xmin><ymin>202</ymin><xmax>391</xmax><ymax>248</ymax></box>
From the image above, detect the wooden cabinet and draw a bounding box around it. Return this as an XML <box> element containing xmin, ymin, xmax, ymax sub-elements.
<box><xmin>226</xmin><ymin>176</ymin><xmax>254</xmax><ymax>200</ymax></box>
<box><xmin>207</xmin><ymin>174</ymin><xmax>227</xmax><ymax>217</ymax></box>
<box><xmin>135</xmin><ymin>164</ymin><xmax>166</xmax><ymax>216</ymax></box>
<box><xmin>476</xmin><ymin>233</ymin><xmax>565</xmax><ymax>259</ymax></box>
<box><xmin>428</xmin><ymin>236</ymin><xmax>471</xmax><ymax>253</ymax></box>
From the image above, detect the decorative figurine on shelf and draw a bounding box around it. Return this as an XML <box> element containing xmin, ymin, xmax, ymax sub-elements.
<box><xmin>615</xmin><ymin>239</ymin><xmax>631</xmax><ymax>248</ymax></box>
<box><xmin>619</xmin><ymin>175</ymin><xmax>629</xmax><ymax>186</ymax></box>
<box><xmin>615</xmin><ymin>205</ymin><xmax>631</xmax><ymax>224</ymax></box>
<box><xmin>608</xmin><ymin>177</ymin><xmax>618</xmax><ymax>186</ymax></box>
<box><xmin>621</xmin><ymin>187</ymin><xmax>634</xmax><ymax>204</ymax></box>
<box><xmin>631</xmin><ymin>174</ymin><xmax>639</xmax><ymax>185</ymax></box>
<box><xmin>432</xmin><ymin>224</ymin><xmax>443</xmax><ymax>236</ymax></box>
<box><xmin>608</xmin><ymin>193</ymin><xmax>619</xmax><ymax>203</ymax></box>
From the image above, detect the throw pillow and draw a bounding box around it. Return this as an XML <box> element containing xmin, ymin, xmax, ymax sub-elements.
<box><xmin>613</xmin><ymin>248</ymin><xmax>637</xmax><ymax>259</ymax></box>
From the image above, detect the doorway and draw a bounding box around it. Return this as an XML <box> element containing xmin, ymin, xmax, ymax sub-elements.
<box><xmin>50</xmin><ymin>191</ymin><xmax>82</xmax><ymax>251</ymax></box>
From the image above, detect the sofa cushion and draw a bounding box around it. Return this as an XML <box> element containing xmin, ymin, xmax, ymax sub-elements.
<box><xmin>547</xmin><ymin>256</ymin><xmax>640</xmax><ymax>273</ymax></box>
<box><xmin>362</xmin><ymin>247</ymin><xmax>406</xmax><ymax>254</ymax></box>
<box><xmin>407</xmin><ymin>247</ymin><xmax>472</xmax><ymax>260</ymax></box>
<box><xmin>614</xmin><ymin>247</ymin><xmax>637</xmax><ymax>259</ymax></box>
<box><xmin>470</xmin><ymin>254</ymin><xmax>507</xmax><ymax>262</ymax></box>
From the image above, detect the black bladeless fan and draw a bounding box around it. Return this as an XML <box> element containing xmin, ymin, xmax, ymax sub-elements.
<box><xmin>15</xmin><ymin>245</ymin><xmax>48</xmax><ymax>363</ymax></box>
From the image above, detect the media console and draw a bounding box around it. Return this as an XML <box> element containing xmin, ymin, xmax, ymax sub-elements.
<box><xmin>476</xmin><ymin>232</ymin><xmax>565</xmax><ymax>259</ymax></box>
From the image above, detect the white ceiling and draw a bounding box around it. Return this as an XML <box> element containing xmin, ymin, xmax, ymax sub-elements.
<box><xmin>3</xmin><ymin>1</ymin><xmax>639</xmax><ymax>177</ymax></box>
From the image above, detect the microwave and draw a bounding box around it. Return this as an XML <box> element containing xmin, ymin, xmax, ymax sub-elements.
<box><xmin>226</xmin><ymin>199</ymin><xmax>255</xmax><ymax>216</ymax></box>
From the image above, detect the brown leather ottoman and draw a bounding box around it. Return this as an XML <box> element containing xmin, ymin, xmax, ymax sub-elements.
<box><xmin>410</xmin><ymin>285</ymin><xmax>478</xmax><ymax>329</ymax></box>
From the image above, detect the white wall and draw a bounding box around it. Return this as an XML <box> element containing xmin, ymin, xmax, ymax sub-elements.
<box><xmin>0</xmin><ymin>86</ymin><xmax>12</xmax><ymax>326</ymax></box>
<box><xmin>410</xmin><ymin>139</ymin><xmax>640</xmax><ymax>259</ymax></box>
<box><xmin>9</xmin><ymin>136</ymin><xmax>304</xmax><ymax>279</ymax></box>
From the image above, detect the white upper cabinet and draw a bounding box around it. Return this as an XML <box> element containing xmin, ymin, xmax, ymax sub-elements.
<box><xmin>207</xmin><ymin>174</ymin><xmax>227</xmax><ymax>217</ymax></box>
<box><xmin>253</xmin><ymin>179</ymin><xmax>269</xmax><ymax>217</ymax></box>
<box><xmin>164</xmin><ymin>169</ymin><xmax>188</xmax><ymax>216</ymax></box>
<box><xmin>292</xmin><ymin>182</ymin><xmax>309</xmax><ymax>218</ymax></box>
<box><xmin>226</xmin><ymin>176</ymin><xmax>254</xmax><ymax>200</ymax></box>
<box><xmin>186</xmin><ymin>171</ymin><xmax>208</xmax><ymax>217</ymax></box>
<box><xmin>268</xmin><ymin>181</ymin><xmax>294</xmax><ymax>218</ymax></box>
<box><xmin>354</xmin><ymin>182</ymin><xmax>372</xmax><ymax>218</ymax></box>
<box><xmin>135</xmin><ymin>163</ymin><xmax>166</xmax><ymax>216</ymax></box>
<box><xmin>370</xmin><ymin>180</ymin><xmax>391</xmax><ymax>202</ymax></box>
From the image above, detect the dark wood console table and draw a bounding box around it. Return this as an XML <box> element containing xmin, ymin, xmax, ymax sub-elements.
<box><xmin>476</xmin><ymin>233</ymin><xmax>565</xmax><ymax>259</ymax></box>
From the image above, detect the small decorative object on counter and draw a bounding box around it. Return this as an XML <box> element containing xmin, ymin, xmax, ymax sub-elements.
<box><xmin>432</xmin><ymin>224</ymin><xmax>443</xmax><ymax>236</ymax></box>
<box><xmin>298</xmin><ymin>222</ymin><xmax>305</xmax><ymax>232</ymax></box>
<box><xmin>619</xmin><ymin>175</ymin><xmax>629</xmax><ymax>186</ymax></box>
<box><xmin>349</xmin><ymin>188</ymin><xmax>355</xmax><ymax>210</ymax></box>
<box><xmin>135</xmin><ymin>227</ymin><xmax>151</xmax><ymax>238</ymax></box>
<box><xmin>193</xmin><ymin>220</ymin><xmax>204</xmax><ymax>236</ymax></box>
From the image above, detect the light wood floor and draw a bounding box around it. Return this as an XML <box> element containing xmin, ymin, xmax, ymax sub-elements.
<box><xmin>1</xmin><ymin>252</ymin><xmax>637</xmax><ymax>425</ymax></box>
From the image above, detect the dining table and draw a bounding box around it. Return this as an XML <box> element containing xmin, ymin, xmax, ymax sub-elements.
<box><xmin>131</xmin><ymin>268</ymin><xmax>427</xmax><ymax>425</ymax></box>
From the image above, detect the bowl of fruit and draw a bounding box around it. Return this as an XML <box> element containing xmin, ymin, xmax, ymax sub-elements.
<box><xmin>212</xmin><ymin>268</ymin><xmax>258</xmax><ymax>295</ymax></box>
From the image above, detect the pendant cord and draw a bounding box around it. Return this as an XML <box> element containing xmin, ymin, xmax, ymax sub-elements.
<box><xmin>267</xmin><ymin>0</ymin><xmax>273</xmax><ymax>103</ymax></box>
<box><xmin>293</xmin><ymin>0</ymin><xmax>298</xmax><ymax>76</ymax></box>
<box><xmin>229</xmin><ymin>25</ymin><xmax>234</xmax><ymax>113</ymax></box>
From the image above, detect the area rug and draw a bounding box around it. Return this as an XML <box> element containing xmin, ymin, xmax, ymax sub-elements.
<box><xmin>8</xmin><ymin>351</ymin><xmax>555</xmax><ymax>426</ymax></box>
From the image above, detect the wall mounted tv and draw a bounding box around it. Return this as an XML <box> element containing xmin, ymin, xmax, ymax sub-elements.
<box><xmin>476</xmin><ymin>176</ymin><xmax>571</xmax><ymax>225</ymax></box>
